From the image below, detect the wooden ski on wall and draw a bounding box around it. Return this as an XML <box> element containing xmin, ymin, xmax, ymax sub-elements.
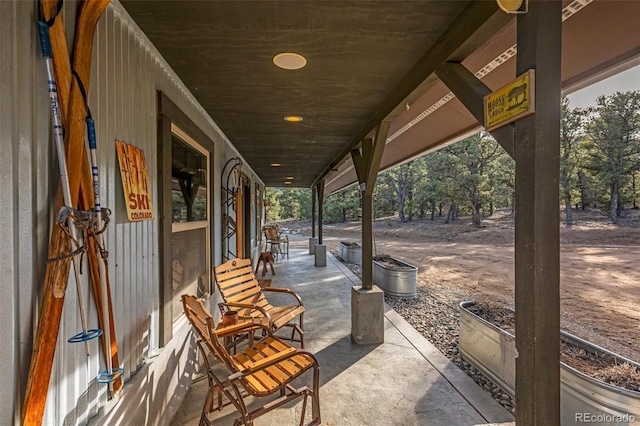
<box><xmin>22</xmin><ymin>1</ymin><xmax>113</xmax><ymax>424</ymax></box>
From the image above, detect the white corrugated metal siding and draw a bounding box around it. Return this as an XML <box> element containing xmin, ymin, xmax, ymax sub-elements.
<box><xmin>1</xmin><ymin>1</ymin><xmax>263</xmax><ymax>425</ymax></box>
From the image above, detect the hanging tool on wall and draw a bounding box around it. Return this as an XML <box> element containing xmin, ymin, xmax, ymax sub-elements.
<box><xmin>23</xmin><ymin>1</ymin><xmax>113</xmax><ymax>424</ymax></box>
<box><xmin>38</xmin><ymin>7</ymin><xmax>101</xmax><ymax>356</ymax></box>
<box><xmin>72</xmin><ymin>69</ymin><xmax>124</xmax><ymax>386</ymax></box>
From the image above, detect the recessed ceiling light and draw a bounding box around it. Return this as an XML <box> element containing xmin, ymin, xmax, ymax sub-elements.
<box><xmin>271</xmin><ymin>163</ymin><xmax>281</xmax><ymax>167</ymax></box>
<box><xmin>284</xmin><ymin>115</ymin><xmax>303</xmax><ymax>122</ymax></box>
<box><xmin>284</xmin><ymin>181</ymin><xmax>292</xmax><ymax>184</ymax></box>
<box><xmin>286</xmin><ymin>176</ymin><xmax>294</xmax><ymax>180</ymax></box>
<box><xmin>273</xmin><ymin>52</ymin><xmax>307</xmax><ymax>70</ymax></box>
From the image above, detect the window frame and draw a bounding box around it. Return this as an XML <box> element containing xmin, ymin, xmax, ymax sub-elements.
<box><xmin>157</xmin><ymin>92</ymin><xmax>215</xmax><ymax>346</ymax></box>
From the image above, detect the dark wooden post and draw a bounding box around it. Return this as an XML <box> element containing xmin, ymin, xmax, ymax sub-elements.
<box><xmin>351</xmin><ymin>122</ymin><xmax>390</xmax><ymax>290</ymax></box>
<box><xmin>311</xmin><ymin>185</ymin><xmax>316</xmax><ymax>238</ymax></box>
<box><xmin>514</xmin><ymin>1</ymin><xmax>562</xmax><ymax>424</ymax></box>
<box><xmin>317</xmin><ymin>180</ymin><xmax>324</xmax><ymax>245</ymax></box>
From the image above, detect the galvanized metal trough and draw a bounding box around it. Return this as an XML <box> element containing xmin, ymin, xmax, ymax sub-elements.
<box><xmin>459</xmin><ymin>301</ymin><xmax>640</xmax><ymax>426</ymax></box>
<box><xmin>372</xmin><ymin>257</ymin><xmax>417</xmax><ymax>299</ymax></box>
<box><xmin>339</xmin><ymin>241</ymin><xmax>361</xmax><ymax>265</ymax></box>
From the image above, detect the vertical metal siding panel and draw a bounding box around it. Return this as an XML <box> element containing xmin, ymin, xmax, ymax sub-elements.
<box><xmin>122</xmin><ymin>11</ymin><xmax>134</xmax><ymax>382</ymax></box>
<box><xmin>0</xmin><ymin>3</ymin><xmax>17</xmax><ymax>425</ymax></box>
<box><xmin>121</xmin><ymin>16</ymin><xmax>134</xmax><ymax>381</ymax></box>
<box><xmin>129</xmin><ymin>25</ymin><xmax>143</xmax><ymax>373</ymax></box>
<box><xmin>133</xmin><ymin>33</ymin><xmax>143</xmax><ymax>369</ymax></box>
<box><xmin>112</xmin><ymin>12</ymin><xmax>128</xmax><ymax>382</ymax></box>
<box><xmin>107</xmin><ymin>7</ymin><xmax>126</xmax><ymax>390</ymax></box>
<box><xmin>146</xmin><ymin>42</ymin><xmax>157</xmax><ymax>358</ymax></box>
<box><xmin>148</xmin><ymin>46</ymin><xmax>160</xmax><ymax>357</ymax></box>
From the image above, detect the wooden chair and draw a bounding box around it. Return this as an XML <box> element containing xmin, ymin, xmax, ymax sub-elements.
<box><xmin>214</xmin><ymin>258</ymin><xmax>305</xmax><ymax>348</ymax></box>
<box><xmin>264</xmin><ymin>225</ymin><xmax>289</xmax><ymax>260</ymax></box>
<box><xmin>182</xmin><ymin>295</ymin><xmax>321</xmax><ymax>426</ymax></box>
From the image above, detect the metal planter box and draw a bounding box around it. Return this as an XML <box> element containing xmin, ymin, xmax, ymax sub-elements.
<box><xmin>372</xmin><ymin>257</ymin><xmax>417</xmax><ymax>299</ymax></box>
<box><xmin>459</xmin><ymin>301</ymin><xmax>640</xmax><ymax>426</ymax></box>
<box><xmin>339</xmin><ymin>242</ymin><xmax>361</xmax><ymax>265</ymax></box>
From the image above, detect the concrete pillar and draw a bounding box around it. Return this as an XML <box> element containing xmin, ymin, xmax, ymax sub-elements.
<box><xmin>314</xmin><ymin>244</ymin><xmax>326</xmax><ymax>267</ymax></box>
<box><xmin>308</xmin><ymin>237</ymin><xmax>318</xmax><ymax>255</ymax></box>
<box><xmin>351</xmin><ymin>285</ymin><xmax>384</xmax><ymax>344</ymax></box>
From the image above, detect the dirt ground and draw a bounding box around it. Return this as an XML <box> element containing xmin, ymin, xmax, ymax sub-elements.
<box><xmin>282</xmin><ymin>208</ymin><xmax>640</xmax><ymax>361</ymax></box>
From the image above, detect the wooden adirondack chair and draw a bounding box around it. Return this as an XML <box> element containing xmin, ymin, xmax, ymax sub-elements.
<box><xmin>214</xmin><ymin>258</ymin><xmax>305</xmax><ymax>348</ymax></box>
<box><xmin>263</xmin><ymin>225</ymin><xmax>289</xmax><ymax>260</ymax></box>
<box><xmin>182</xmin><ymin>295</ymin><xmax>321</xmax><ymax>426</ymax></box>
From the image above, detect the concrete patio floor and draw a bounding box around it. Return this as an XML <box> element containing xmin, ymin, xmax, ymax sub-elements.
<box><xmin>170</xmin><ymin>247</ymin><xmax>515</xmax><ymax>426</ymax></box>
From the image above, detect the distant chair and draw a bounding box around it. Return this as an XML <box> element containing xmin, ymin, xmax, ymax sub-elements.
<box><xmin>263</xmin><ymin>224</ymin><xmax>289</xmax><ymax>260</ymax></box>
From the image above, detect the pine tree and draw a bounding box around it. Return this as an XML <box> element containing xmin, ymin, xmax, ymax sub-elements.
<box><xmin>584</xmin><ymin>91</ymin><xmax>640</xmax><ymax>223</ymax></box>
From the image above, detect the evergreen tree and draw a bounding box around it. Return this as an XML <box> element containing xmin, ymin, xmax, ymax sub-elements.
<box><xmin>583</xmin><ymin>91</ymin><xmax>640</xmax><ymax>223</ymax></box>
<box><xmin>378</xmin><ymin>159</ymin><xmax>426</xmax><ymax>222</ymax></box>
<box><xmin>441</xmin><ymin>133</ymin><xmax>505</xmax><ymax>227</ymax></box>
<box><xmin>560</xmin><ymin>97</ymin><xmax>584</xmax><ymax>225</ymax></box>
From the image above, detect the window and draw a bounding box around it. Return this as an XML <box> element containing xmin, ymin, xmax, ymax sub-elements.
<box><xmin>170</xmin><ymin>125</ymin><xmax>211</xmax><ymax>323</ymax></box>
<box><xmin>157</xmin><ymin>91</ymin><xmax>215</xmax><ymax>345</ymax></box>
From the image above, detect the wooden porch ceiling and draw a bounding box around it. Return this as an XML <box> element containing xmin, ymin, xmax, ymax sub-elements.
<box><xmin>121</xmin><ymin>0</ymin><xmax>509</xmax><ymax>188</ymax></box>
<box><xmin>121</xmin><ymin>1</ymin><xmax>640</xmax><ymax>192</ymax></box>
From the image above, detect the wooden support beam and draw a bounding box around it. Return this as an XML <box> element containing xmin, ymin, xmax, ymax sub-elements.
<box><xmin>312</xmin><ymin>0</ymin><xmax>500</xmax><ymax>188</ymax></box>
<box><xmin>317</xmin><ymin>180</ymin><xmax>324</xmax><ymax>245</ymax></box>
<box><xmin>351</xmin><ymin>122</ymin><xmax>390</xmax><ymax>290</ymax></box>
<box><xmin>436</xmin><ymin>62</ymin><xmax>514</xmax><ymax>158</ymax></box>
<box><xmin>514</xmin><ymin>1</ymin><xmax>562</xmax><ymax>425</ymax></box>
<box><xmin>311</xmin><ymin>186</ymin><xmax>316</xmax><ymax>239</ymax></box>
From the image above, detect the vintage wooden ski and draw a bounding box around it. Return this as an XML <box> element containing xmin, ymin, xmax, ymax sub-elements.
<box><xmin>22</xmin><ymin>1</ymin><xmax>112</xmax><ymax>424</ymax></box>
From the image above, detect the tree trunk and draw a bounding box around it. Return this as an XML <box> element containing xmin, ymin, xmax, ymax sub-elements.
<box><xmin>564</xmin><ymin>198</ymin><xmax>573</xmax><ymax>226</ymax></box>
<box><xmin>398</xmin><ymin>197</ymin><xmax>406</xmax><ymax>222</ymax></box>
<box><xmin>471</xmin><ymin>205</ymin><xmax>482</xmax><ymax>228</ymax></box>
<box><xmin>633</xmin><ymin>173</ymin><xmax>638</xmax><ymax>209</ymax></box>
<box><xmin>445</xmin><ymin>204</ymin><xmax>455</xmax><ymax>224</ymax></box>
<box><xmin>610</xmin><ymin>181</ymin><xmax>619</xmax><ymax>224</ymax></box>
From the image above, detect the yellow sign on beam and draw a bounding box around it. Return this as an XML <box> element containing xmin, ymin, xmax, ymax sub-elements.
<box><xmin>484</xmin><ymin>69</ymin><xmax>535</xmax><ymax>131</ymax></box>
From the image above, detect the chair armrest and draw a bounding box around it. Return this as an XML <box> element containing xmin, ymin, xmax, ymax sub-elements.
<box><xmin>262</xmin><ymin>287</ymin><xmax>303</xmax><ymax>306</ymax></box>
<box><xmin>220</xmin><ymin>301</ymin><xmax>274</xmax><ymax>329</ymax></box>
<box><xmin>246</xmin><ymin>347</ymin><xmax>297</xmax><ymax>370</ymax></box>
<box><xmin>216</xmin><ymin>320</ymin><xmax>265</xmax><ymax>338</ymax></box>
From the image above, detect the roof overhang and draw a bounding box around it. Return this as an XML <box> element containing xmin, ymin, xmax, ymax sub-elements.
<box><xmin>120</xmin><ymin>0</ymin><xmax>640</xmax><ymax>193</ymax></box>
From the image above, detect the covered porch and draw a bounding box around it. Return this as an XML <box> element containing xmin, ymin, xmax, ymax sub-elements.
<box><xmin>171</xmin><ymin>246</ymin><xmax>515</xmax><ymax>425</ymax></box>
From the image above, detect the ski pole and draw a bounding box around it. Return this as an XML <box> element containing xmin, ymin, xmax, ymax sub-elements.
<box><xmin>87</xmin><ymin>118</ymin><xmax>119</xmax><ymax>383</ymax></box>
<box><xmin>72</xmin><ymin>68</ymin><xmax>123</xmax><ymax>384</ymax></box>
<box><xmin>38</xmin><ymin>20</ymin><xmax>98</xmax><ymax>356</ymax></box>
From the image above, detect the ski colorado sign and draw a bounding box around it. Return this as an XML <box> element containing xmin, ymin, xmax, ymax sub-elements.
<box><xmin>484</xmin><ymin>69</ymin><xmax>535</xmax><ymax>131</ymax></box>
<box><xmin>116</xmin><ymin>140</ymin><xmax>155</xmax><ymax>221</ymax></box>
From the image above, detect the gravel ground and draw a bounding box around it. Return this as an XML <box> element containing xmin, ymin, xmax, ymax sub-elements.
<box><xmin>330</xmin><ymin>250</ymin><xmax>517</xmax><ymax>416</ymax></box>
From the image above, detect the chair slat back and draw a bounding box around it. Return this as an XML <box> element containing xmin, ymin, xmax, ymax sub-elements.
<box><xmin>214</xmin><ymin>258</ymin><xmax>273</xmax><ymax>316</ymax></box>
<box><xmin>263</xmin><ymin>226</ymin><xmax>279</xmax><ymax>242</ymax></box>
<box><xmin>182</xmin><ymin>295</ymin><xmax>238</xmax><ymax>371</ymax></box>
